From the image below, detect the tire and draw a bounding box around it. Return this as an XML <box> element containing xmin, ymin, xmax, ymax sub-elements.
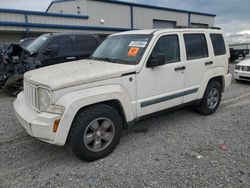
<box><xmin>69</xmin><ymin>104</ymin><xmax>123</xmax><ymax>162</ymax></box>
<box><xmin>5</xmin><ymin>74</ymin><xmax>23</xmax><ymax>97</ymax></box>
<box><xmin>196</xmin><ymin>81</ymin><xmax>222</xmax><ymax>115</ymax></box>
<box><xmin>235</xmin><ymin>78</ymin><xmax>241</xmax><ymax>83</ymax></box>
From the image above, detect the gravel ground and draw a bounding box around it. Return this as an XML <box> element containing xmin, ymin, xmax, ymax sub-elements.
<box><xmin>0</xmin><ymin>64</ymin><xmax>250</xmax><ymax>188</ymax></box>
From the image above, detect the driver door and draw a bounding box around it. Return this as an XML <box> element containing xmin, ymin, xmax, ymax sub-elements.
<box><xmin>41</xmin><ymin>37</ymin><xmax>73</xmax><ymax>67</ymax></box>
<box><xmin>136</xmin><ymin>33</ymin><xmax>185</xmax><ymax>117</ymax></box>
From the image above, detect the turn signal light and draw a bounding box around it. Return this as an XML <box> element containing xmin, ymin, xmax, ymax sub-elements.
<box><xmin>53</xmin><ymin>119</ymin><xmax>60</xmax><ymax>132</ymax></box>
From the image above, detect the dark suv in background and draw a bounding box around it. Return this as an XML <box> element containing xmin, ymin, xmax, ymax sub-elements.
<box><xmin>0</xmin><ymin>32</ymin><xmax>101</xmax><ymax>96</ymax></box>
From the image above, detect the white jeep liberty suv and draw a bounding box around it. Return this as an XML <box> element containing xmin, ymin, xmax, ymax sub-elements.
<box><xmin>14</xmin><ymin>29</ymin><xmax>232</xmax><ymax>161</ymax></box>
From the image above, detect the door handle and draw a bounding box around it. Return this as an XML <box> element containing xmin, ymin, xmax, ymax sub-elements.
<box><xmin>205</xmin><ymin>61</ymin><xmax>213</xmax><ymax>66</ymax></box>
<box><xmin>66</xmin><ymin>57</ymin><xmax>76</xmax><ymax>60</ymax></box>
<box><xmin>175</xmin><ymin>66</ymin><xmax>186</xmax><ymax>71</ymax></box>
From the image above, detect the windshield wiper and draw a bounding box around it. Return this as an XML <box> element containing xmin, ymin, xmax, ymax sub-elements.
<box><xmin>90</xmin><ymin>56</ymin><xmax>134</xmax><ymax>64</ymax></box>
<box><xmin>102</xmin><ymin>58</ymin><xmax>120</xmax><ymax>63</ymax></box>
<box><xmin>91</xmin><ymin>57</ymin><xmax>120</xmax><ymax>63</ymax></box>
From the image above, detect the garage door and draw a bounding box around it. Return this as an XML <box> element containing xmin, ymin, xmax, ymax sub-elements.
<box><xmin>153</xmin><ymin>20</ymin><xmax>176</xmax><ymax>29</ymax></box>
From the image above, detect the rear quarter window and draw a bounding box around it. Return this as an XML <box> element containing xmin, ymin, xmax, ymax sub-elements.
<box><xmin>210</xmin><ymin>34</ymin><xmax>226</xmax><ymax>56</ymax></box>
<box><xmin>184</xmin><ymin>34</ymin><xmax>208</xmax><ymax>60</ymax></box>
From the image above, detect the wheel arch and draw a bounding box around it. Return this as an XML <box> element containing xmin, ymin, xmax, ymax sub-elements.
<box><xmin>73</xmin><ymin>99</ymin><xmax>127</xmax><ymax>128</ymax></box>
<box><xmin>198</xmin><ymin>67</ymin><xmax>226</xmax><ymax>99</ymax></box>
<box><xmin>52</xmin><ymin>85</ymin><xmax>135</xmax><ymax>146</ymax></box>
<box><xmin>208</xmin><ymin>76</ymin><xmax>224</xmax><ymax>92</ymax></box>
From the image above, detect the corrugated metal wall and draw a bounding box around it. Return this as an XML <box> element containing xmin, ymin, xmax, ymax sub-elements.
<box><xmin>0</xmin><ymin>0</ymin><xmax>216</xmax><ymax>46</ymax></box>
<box><xmin>28</xmin><ymin>15</ymin><xmax>87</xmax><ymax>26</ymax></box>
<box><xmin>29</xmin><ymin>27</ymin><xmax>112</xmax><ymax>34</ymax></box>
<box><xmin>0</xmin><ymin>12</ymin><xmax>26</xmax><ymax>34</ymax></box>
<box><xmin>48</xmin><ymin>0</ymin><xmax>215</xmax><ymax>29</ymax></box>
<box><xmin>85</xmin><ymin>0</ymin><xmax>130</xmax><ymax>28</ymax></box>
<box><xmin>48</xmin><ymin>0</ymin><xmax>132</xmax><ymax>28</ymax></box>
<box><xmin>190</xmin><ymin>14</ymin><xmax>214</xmax><ymax>27</ymax></box>
<box><xmin>48</xmin><ymin>0</ymin><xmax>82</xmax><ymax>15</ymax></box>
<box><xmin>0</xmin><ymin>12</ymin><xmax>25</xmax><ymax>22</ymax></box>
<box><xmin>133</xmin><ymin>7</ymin><xmax>188</xmax><ymax>29</ymax></box>
<box><xmin>49</xmin><ymin>0</ymin><xmax>131</xmax><ymax>27</ymax></box>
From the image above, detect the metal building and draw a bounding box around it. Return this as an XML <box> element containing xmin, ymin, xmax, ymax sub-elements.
<box><xmin>0</xmin><ymin>0</ymin><xmax>216</xmax><ymax>46</ymax></box>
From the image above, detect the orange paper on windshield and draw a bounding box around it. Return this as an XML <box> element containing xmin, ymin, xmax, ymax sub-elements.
<box><xmin>128</xmin><ymin>47</ymin><xmax>139</xmax><ymax>57</ymax></box>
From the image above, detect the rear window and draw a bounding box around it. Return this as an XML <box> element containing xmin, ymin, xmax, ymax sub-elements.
<box><xmin>184</xmin><ymin>34</ymin><xmax>208</xmax><ymax>60</ymax></box>
<box><xmin>210</xmin><ymin>34</ymin><xmax>226</xmax><ymax>56</ymax></box>
<box><xmin>74</xmin><ymin>36</ymin><xmax>97</xmax><ymax>53</ymax></box>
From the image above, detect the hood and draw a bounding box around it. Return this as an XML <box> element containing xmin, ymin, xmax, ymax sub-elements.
<box><xmin>2</xmin><ymin>43</ymin><xmax>30</xmax><ymax>57</ymax></box>
<box><xmin>24</xmin><ymin>60</ymin><xmax>136</xmax><ymax>90</ymax></box>
<box><xmin>237</xmin><ymin>59</ymin><xmax>250</xmax><ymax>66</ymax></box>
<box><xmin>0</xmin><ymin>43</ymin><xmax>30</xmax><ymax>64</ymax></box>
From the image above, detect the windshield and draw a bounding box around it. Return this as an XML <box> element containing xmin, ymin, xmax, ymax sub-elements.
<box><xmin>91</xmin><ymin>34</ymin><xmax>152</xmax><ymax>65</ymax></box>
<box><xmin>25</xmin><ymin>35</ymin><xmax>49</xmax><ymax>53</ymax></box>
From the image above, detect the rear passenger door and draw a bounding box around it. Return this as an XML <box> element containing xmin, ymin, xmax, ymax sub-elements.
<box><xmin>73</xmin><ymin>35</ymin><xmax>98</xmax><ymax>60</ymax></box>
<box><xmin>182</xmin><ymin>33</ymin><xmax>210</xmax><ymax>103</ymax></box>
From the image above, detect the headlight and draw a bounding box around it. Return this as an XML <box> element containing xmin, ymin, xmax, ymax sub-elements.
<box><xmin>242</xmin><ymin>66</ymin><xmax>248</xmax><ymax>71</ymax></box>
<box><xmin>235</xmin><ymin>65</ymin><xmax>241</xmax><ymax>70</ymax></box>
<box><xmin>38</xmin><ymin>87</ymin><xmax>51</xmax><ymax>111</ymax></box>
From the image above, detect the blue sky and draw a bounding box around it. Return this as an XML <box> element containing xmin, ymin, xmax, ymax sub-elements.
<box><xmin>0</xmin><ymin>0</ymin><xmax>249</xmax><ymax>43</ymax></box>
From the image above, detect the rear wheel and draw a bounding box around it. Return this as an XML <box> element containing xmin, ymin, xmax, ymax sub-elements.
<box><xmin>69</xmin><ymin>104</ymin><xmax>123</xmax><ymax>162</ymax></box>
<box><xmin>196</xmin><ymin>81</ymin><xmax>222</xmax><ymax>115</ymax></box>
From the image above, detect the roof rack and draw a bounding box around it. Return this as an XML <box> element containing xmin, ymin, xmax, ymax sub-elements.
<box><xmin>174</xmin><ymin>26</ymin><xmax>221</xmax><ymax>30</ymax></box>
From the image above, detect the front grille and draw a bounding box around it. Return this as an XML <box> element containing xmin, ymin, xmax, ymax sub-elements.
<box><xmin>24</xmin><ymin>81</ymin><xmax>39</xmax><ymax>110</ymax></box>
<box><xmin>239</xmin><ymin>76</ymin><xmax>250</xmax><ymax>80</ymax></box>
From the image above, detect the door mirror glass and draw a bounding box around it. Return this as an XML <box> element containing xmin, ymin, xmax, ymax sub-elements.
<box><xmin>147</xmin><ymin>53</ymin><xmax>165</xmax><ymax>68</ymax></box>
<box><xmin>43</xmin><ymin>44</ymin><xmax>58</xmax><ymax>56</ymax></box>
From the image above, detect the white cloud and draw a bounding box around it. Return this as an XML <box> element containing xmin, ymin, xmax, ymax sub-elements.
<box><xmin>217</xmin><ymin>19</ymin><xmax>250</xmax><ymax>44</ymax></box>
<box><xmin>238</xmin><ymin>30</ymin><xmax>250</xmax><ymax>35</ymax></box>
<box><xmin>227</xmin><ymin>34</ymin><xmax>250</xmax><ymax>44</ymax></box>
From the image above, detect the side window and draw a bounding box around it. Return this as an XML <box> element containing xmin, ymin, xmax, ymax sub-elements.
<box><xmin>210</xmin><ymin>34</ymin><xmax>226</xmax><ymax>56</ymax></box>
<box><xmin>74</xmin><ymin>36</ymin><xmax>97</xmax><ymax>53</ymax></box>
<box><xmin>184</xmin><ymin>34</ymin><xmax>208</xmax><ymax>60</ymax></box>
<box><xmin>151</xmin><ymin>35</ymin><xmax>180</xmax><ymax>64</ymax></box>
<box><xmin>48</xmin><ymin>37</ymin><xmax>73</xmax><ymax>56</ymax></box>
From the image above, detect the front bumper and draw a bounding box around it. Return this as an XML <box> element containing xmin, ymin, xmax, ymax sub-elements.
<box><xmin>234</xmin><ymin>70</ymin><xmax>250</xmax><ymax>81</ymax></box>
<box><xmin>14</xmin><ymin>92</ymin><xmax>62</xmax><ymax>144</ymax></box>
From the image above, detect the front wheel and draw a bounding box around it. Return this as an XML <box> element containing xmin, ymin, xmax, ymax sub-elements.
<box><xmin>196</xmin><ymin>81</ymin><xmax>222</xmax><ymax>115</ymax></box>
<box><xmin>5</xmin><ymin>75</ymin><xmax>23</xmax><ymax>97</ymax></box>
<box><xmin>8</xmin><ymin>82</ymin><xmax>23</xmax><ymax>97</ymax></box>
<box><xmin>69</xmin><ymin>104</ymin><xmax>123</xmax><ymax>162</ymax></box>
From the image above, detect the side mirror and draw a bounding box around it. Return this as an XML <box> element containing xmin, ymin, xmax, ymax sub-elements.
<box><xmin>146</xmin><ymin>53</ymin><xmax>165</xmax><ymax>68</ymax></box>
<box><xmin>43</xmin><ymin>44</ymin><xmax>58</xmax><ymax>56</ymax></box>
